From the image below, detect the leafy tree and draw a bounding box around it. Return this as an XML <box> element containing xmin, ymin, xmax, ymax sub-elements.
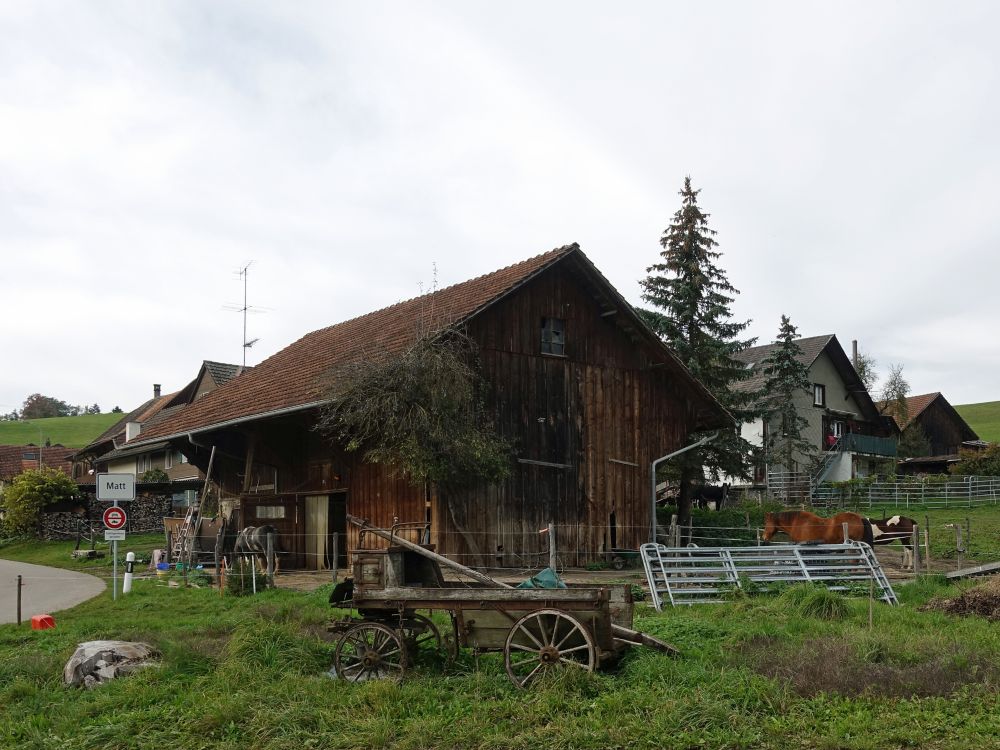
<box><xmin>21</xmin><ymin>393</ymin><xmax>72</xmax><ymax>419</ymax></box>
<box><xmin>315</xmin><ymin>329</ymin><xmax>511</xmax><ymax>488</ymax></box>
<box><xmin>0</xmin><ymin>468</ymin><xmax>78</xmax><ymax>536</ymax></box>
<box><xmin>876</xmin><ymin>363</ymin><xmax>910</xmax><ymax>423</ymax></box>
<box><xmin>639</xmin><ymin>177</ymin><xmax>761</xmax><ymax>525</ymax></box>
<box><xmin>897</xmin><ymin>424</ymin><xmax>932</xmax><ymax>459</ymax></box>
<box><xmin>140</xmin><ymin>468</ymin><xmax>170</xmax><ymax>483</ymax></box>
<box><xmin>951</xmin><ymin>443</ymin><xmax>1000</xmax><ymax>476</ymax></box>
<box><xmin>853</xmin><ymin>349</ymin><xmax>878</xmax><ymax>392</ymax></box>
<box><xmin>112</xmin><ymin>406</ymin><xmax>123</xmax><ymax>414</ymax></box>
<box><xmin>760</xmin><ymin>316</ymin><xmax>816</xmax><ymax>473</ymax></box>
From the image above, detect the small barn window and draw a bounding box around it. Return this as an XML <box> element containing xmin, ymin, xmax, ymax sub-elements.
<box><xmin>813</xmin><ymin>384</ymin><xmax>826</xmax><ymax>407</ymax></box>
<box><xmin>255</xmin><ymin>505</ymin><xmax>286</xmax><ymax>520</ymax></box>
<box><xmin>541</xmin><ymin>317</ymin><xmax>565</xmax><ymax>355</ymax></box>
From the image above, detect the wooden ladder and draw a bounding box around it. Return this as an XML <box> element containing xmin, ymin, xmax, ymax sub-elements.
<box><xmin>172</xmin><ymin>503</ymin><xmax>199</xmax><ymax>561</ymax></box>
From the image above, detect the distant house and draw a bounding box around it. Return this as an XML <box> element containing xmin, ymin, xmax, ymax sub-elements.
<box><xmin>0</xmin><ymin>444</ymin><xmax>75</xmax><ymax>485</ymax></box>
<box><xmin>122</xmin><ymin>245</ymin><xmax>731</xmax><ymax>568</ymax></box>
<box><xmin>71</xmin><ymin>362</ymin><xmax>250</xmax><ymax>503</ymax></box>
<box><xmin>883</xmin><ymin>392</ymin><xmax>982</xmax><ymax>474</ymax></box>
<box><xmin>733</xmin><ymin>334</ymin><xmax>897</xmax><ymax>493</ymax></box>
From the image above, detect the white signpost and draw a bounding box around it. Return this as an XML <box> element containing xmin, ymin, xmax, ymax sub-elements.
<box><xmin>97</xmin><ymin>473</ymin><xmax>135</xmax><ymax>600</ymax></box>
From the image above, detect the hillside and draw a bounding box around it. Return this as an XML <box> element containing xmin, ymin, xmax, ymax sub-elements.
<box><xmin>0</xmin><ymin>413</ymin><xmax>121</xmax><ymax>449</ymax></box>
<box><xmin>955</xmin><ymin>400</ymin><xmax>1000</xmax><ymax>443</ymax></box>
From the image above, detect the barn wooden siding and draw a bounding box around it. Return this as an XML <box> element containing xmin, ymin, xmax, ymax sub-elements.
<box><xmin>436</xmin><ymin>262</ymin><xmax>699</xmax><ymax>567</ymax></box>
<box><xmin>912</xmin><ymin>399</ymin><xmax>978</xmax><ymax>457</ymax></box>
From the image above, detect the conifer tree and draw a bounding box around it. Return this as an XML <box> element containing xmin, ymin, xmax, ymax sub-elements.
<box><xmin>761</xmin><ymin>315</ymin><xmax>816</xmax><ymax>473</ymax></box>
<box><xmin>640</xmin><ymin>177</ymin><xmax>761</xmax><ymax>526</ymax></box>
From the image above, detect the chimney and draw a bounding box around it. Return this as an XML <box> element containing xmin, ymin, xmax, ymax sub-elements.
<box><xmin>125</xmin><ymin>421</ymin><xmax>141</xmax><ymax>442</ymax></box>
<box><xmin>852</xmin><ymin>340</ymin><xmax>858</xmax><ymax>369</ymax></box>
<box><xmin>153</xmin><ymin>383</ymin><xmax>161</xmax><ymax>399</ymax></box>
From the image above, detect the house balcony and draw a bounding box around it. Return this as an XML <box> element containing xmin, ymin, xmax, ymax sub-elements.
<box><xmin>841</xmin><ymin>433</ymin><xmax>897</xmax><ymax>458</ymax></box>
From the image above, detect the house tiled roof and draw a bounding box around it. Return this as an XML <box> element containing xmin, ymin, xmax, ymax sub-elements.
<box><xmin>135</xmin><ymin>244</ymin><xmax>730</xmax><ymax>443</ymax></box>
<box><xmin>0</xmin><ymin>445</ymin><xmax>75</xmax><ymax>480</ymax></box>
<box><xmin>733</xmin><ymin>335</ymin><xmax>835</xmax><ymax>393</ymax></box>
<box><xmin>204</xmin><ymin>361</ymin><xmax>248</xmax><ymax>387</ymax></box>
<box><xmin>76</xmin><ymin>392</ymin><xmax>179</xmax><ymax>458</ymax></box>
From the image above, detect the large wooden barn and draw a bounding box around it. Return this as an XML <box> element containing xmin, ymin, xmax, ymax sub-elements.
<box><xmin>129</xmin><ymin>245</ymin><xmax>730</xmax><ymax>568</ymax></box>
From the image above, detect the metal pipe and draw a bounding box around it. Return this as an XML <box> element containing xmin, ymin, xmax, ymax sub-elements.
<box><xmin>649</xmin><ymin>432</ymin><xmax>719</xmax><ymax>542</ymax></box>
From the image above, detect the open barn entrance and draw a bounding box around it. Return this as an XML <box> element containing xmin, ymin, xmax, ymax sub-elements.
<box><xmin>305</xmin><ymin>492</ymin><xmax>347</xmax><ymax>570</ymax></box>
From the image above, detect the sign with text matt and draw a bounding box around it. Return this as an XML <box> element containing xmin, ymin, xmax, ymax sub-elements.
<box><xmin>96</xmin><ymin>473</ymin><xmax>135</xmax><ymax>501</ymax></box>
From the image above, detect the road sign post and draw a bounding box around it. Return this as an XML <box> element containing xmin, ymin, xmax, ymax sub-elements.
<box><xmin>97</xmin><ymin>474</ymin><xmax>134</xmax><ymax>601</ymax></box>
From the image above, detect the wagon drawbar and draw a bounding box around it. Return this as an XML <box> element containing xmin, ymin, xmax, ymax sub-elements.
<box><xmin>327</xmin><ymin>515</ymin><xmax>678</xmax><ymax>688</ymax></box>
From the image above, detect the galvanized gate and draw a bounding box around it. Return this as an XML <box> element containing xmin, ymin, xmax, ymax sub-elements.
<box><xmin>640</xmin><ymin>542</ymin><xmax>898</xmax><ymax>609</ymax></box>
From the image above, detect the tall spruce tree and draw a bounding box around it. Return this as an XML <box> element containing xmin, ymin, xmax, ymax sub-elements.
<box><xmin>640</xmin><ymin>177</ymin><xmax>761</xmax><ymax>526</ymax></box>
<box><xmin>761</xmin><ymin>316</ymin><xmax>816</xmax><ymax>473</ymax></box>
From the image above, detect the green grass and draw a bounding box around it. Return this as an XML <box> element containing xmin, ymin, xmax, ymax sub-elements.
<box><xmin>3</xmin><ymin>539</ymin><xmax>1000</xmax><ymax>748</ymax></box>
<box><xmin>955</xmin><ymin>400</ymin><xmax>1000</xmax><ymax>443</ymax></box>
<box><xmin>0</xmin><ymin>414</ymin><xmax>121</xmax><ymax>449</ymax></box>
<box><xmin>0</xmin><ymin>533</ymin><xmax>165</xmax><ymax>573</ymax></box>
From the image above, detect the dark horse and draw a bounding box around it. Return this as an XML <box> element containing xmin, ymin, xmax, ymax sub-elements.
<box><xmin>763</xmin><ymin>510</ymin><xmax>873</xmax><ymax>545</ymax></box>
<box><xmin>234</xmin><ymin>525</ymin><xmax>282</xmax><ymax>574</ymax></box>
<box><xmin>868</xmin><ymin>515</ymin><xmax>918</xmax><ymax>569</ymax></box>
<box><xmin>693</xmin><ymin>483</ymin><xmax>730</xmax><ymax>511</ymax></box>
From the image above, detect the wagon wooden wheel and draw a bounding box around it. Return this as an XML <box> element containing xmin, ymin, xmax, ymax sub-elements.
<box><xmin>397</xmin><ymin>613</ymin><xmax>455</xmax><ymax>663</ymax></box>
<box><xmin>503</xmin><ymin>609</ymin><xmax>596</xmax><ymax>689</ymax></box>
<box><xmin>334</xmin><ymin>622</ymin><xmax>407</xmax><ymax>682</ymax></box>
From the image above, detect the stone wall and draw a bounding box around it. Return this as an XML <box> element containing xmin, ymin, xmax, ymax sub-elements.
<box><xmin>40</xmin><ymin>493</ymin><xmax>174</xmax><ymax>540</ymax></box>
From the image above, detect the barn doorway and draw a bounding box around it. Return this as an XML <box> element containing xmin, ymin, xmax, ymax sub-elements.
<box><xmin>305</xmin><ymin>492</ymin><xmax>347</xmax><ymax>570</ymax></box>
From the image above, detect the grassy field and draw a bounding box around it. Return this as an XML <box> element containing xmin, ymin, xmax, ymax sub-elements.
<box><xmin>3</xmin><ymin>541</ymin><xmax>1000</xmax><ymax>748</ymax></box>
<box><xmin>0</xmin><ymin>414</ymin><xmax>121</xmax><ymax>449</ymax></box>
<box><xmin>955</xmin><ymin>400</ymin><xmax>1000</xmax><ymax>443</ymax></box>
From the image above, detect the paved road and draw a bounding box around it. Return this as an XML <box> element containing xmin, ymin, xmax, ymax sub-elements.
<box><xmin>0</xmin><ymin>559</ymin><xmax>106</xmax><ymax>624</ymax></box>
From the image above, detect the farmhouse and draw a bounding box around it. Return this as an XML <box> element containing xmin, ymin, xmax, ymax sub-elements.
<box><xmin>124</xmin><ymin>245</ymin><xmax>730</xmax><ymax>568</ymax></box>
<box><xmin>733</xmin><ymin>335</ymin><xmax>897</xmax><ymax>492</ymax></box>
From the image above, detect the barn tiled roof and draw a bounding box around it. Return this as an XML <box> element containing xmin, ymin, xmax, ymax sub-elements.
<box><xmin>134</xmin><ymin>244</ymin><xmax>730</xmax><ymax>443</ymax></box>
<box><xmin>733</xmin><ymin>334</ymin><xmax>835</xmax><ymax>393</ymax></box>
<box><xmin>880</xmin><ymin>392</ymin><xmax>940</xmax><ymax>430</ymax></box>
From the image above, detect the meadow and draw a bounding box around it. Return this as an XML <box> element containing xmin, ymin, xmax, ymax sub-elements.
<box><xmin>3</xmin><ymin>538</ymin><xmax>1000</xmax><ymax>749</ymax></box>
<box><xmin>0</xmin><ymin>414</ymin><xmax>120</xmax><ymax>449</ymax></box>
<box><xmin>955</xmin><ymin>400</ymin><xmax>1000</xmax><ymax>443</ymax></box>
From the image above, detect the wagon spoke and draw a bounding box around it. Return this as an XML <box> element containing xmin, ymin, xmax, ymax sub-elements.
<box><xmin>508</xmin><ymin>642</ymin><xmax>542</xmax><ymax>653</ymax></box>
<box><xmin>518</xmin><ymin>662</ymin><xmax>544</xmax><ymax>688</ymax></box>
<box><xmin>557</xmin><ymin>644</ymin><xmax>591</xmax><ymax>655</ymax></box>
<box><xmin>549</xmin><ymin>616</ymin><xmax>561</xmax><ymax>647</ymax></box>
<box><xmin>515</xmin><ymin>622</ymin><xmax>545</xmax><ymax>650</ymax></box>
<box><xmin>555</xmin><ymin>628</ymin><xmax>577</xmax><ymax>651</ymax></box>
<box><xmin>537</xmin><ymin>615</ymin><xmax>550</xmax><ymax>646</ymax></box>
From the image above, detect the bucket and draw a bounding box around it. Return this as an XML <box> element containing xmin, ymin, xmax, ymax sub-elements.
<box><xmin>156</xmin><ymin>562</ymin><xmax>170</xmax><ymax>579</ymax></box>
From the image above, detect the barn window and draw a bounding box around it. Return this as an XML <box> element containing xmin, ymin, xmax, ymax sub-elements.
<box><xmin>813</xmin><ymin>384</ymin><xmax>826</xmax><ymax>407</ymax></box>
<box><xmin>541</xmin><ymin>317</ymin><xmax>565</xmax><ymax>355</ymax></box>
<box><xmin>255</xmin><ymin>505</ymin><xmax>286</xmax><ymax>520</ymax></box>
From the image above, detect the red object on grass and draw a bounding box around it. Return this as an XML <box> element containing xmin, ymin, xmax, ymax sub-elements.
<box><xmin>31</xmin><ymin>614</ymin><xmax>55</xmax><ymax>630</ymax></box>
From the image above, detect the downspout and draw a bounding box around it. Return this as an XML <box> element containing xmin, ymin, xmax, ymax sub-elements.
<box><xmin>650</xmin><ymin>432</ymin><xmax>719</xmax><ymax>543</ymax></box>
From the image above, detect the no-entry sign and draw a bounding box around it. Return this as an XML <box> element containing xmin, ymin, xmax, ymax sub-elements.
<box><xmin>103</xmin><ymin>506</ymin><xmax>127</xmax><ymax>530</ymax></box>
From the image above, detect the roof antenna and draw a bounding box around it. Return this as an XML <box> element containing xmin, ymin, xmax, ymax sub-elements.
<box><xmin>223</xmin><ymin>261</ymin><xmax>271</xmax><ymax>367</ymax></box>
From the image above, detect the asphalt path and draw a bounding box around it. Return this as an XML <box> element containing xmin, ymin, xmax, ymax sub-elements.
<box><xmin>0</xmin><ymin>559</ymin><xmax>106</xmax><ymax>624</ymax></box>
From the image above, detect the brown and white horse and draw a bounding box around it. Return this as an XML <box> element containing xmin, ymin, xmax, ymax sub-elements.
<box><xmin>234</xmin><ymin>525</ymin><xmax>282</xmax><ymax>574</ymax></box>
<box><xmin>763</xmin><ymin>510</ymin><xmax>874</xmax><ymax>545</ymax></box>
<box><xmin>868</xmin><ymin>515</ymin><xmax>918</xmax><ymax>569</ymax></box>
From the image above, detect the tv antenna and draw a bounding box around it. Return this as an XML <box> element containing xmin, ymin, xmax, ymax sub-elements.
<box><xmin>222</xmin><ymin>261</ymin><xmax>271</xmax><ymax>366</ymax></box>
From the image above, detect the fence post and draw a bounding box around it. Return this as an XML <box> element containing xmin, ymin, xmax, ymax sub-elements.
<box><xmin>266</xmin><ymin>532</ymin><xmax>275</xmax><ymax>585</ymax></box>
<box><xmin>955</xmin><ymin>525</ymin><xmax>964</xmax><ymax>572</ymax></box>
<box><xmin>17</xmin><ymin>574</ymin><xmax>23</xmax><ymax>626</ymax></box>
<box><xmin>547</xmin><ymin>521</ymin><xmax>557</xmax><ymax>572</ymax></box>
<box><xmin>842</xmin><ymin>522</ymin><xmax>849</xmax><ymax>544</ymax></box>
<box><xmin>923</xmin><ymin>529</ymin><xmax>931</xmax><ymax>574</ymax></box>
<box><xmin>670</xmin><ymin>514</ymin><xmax>678</xmax><ymax>547</ymax></box>
<box><xmin>965</xmin><ymin>517</ymin><xmax>971</xmax><ymax>549</ymax></box>
<box><xmin>910</xmin><ymin>526</ymin><xmax>920</xmax><ymax>573</ymax></box>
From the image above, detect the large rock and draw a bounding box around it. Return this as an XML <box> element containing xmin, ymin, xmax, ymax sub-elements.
<box><xmin>63</xmin><ymin>640</ymin><xmax>158</xmax><ymax>688</ymax></box>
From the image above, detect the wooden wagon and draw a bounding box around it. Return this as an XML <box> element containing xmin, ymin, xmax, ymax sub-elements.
<box><xmin>328</xmin><ymin>516</ymin><xmax>676</xmax><ymax>688</ymax></box>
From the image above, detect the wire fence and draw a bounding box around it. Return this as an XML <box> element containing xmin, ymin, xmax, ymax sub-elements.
<box><xmin>764</xmin><ymin>471</ymin><xmax>1000</xmax><ymax>509</ymax></box>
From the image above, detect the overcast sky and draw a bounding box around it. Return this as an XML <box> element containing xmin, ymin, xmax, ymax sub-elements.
<box><xmin>1</xmin><ymin>1</ymin><xmax>998</xmax><ymax>416</ymax></box>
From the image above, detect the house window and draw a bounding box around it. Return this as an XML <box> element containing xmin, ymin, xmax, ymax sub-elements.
<box><xmin>165</xmin><ymin>451</ymin><xmax>173</xmax><ymax>469</ymax></box>
<box><xmin>255</xmin><ymin>505</ymin><xmax>286</xmax><ymax>520</ymax></box>
<box><xmin>541</xmin><ymin>317</ymin><xmax>565</xmax><ymax>356</ymax></box>
<box><xmin>832</xmin><ymin>421</ymin><xmax>844</xmax><ymax>438</ymax></box>
<box><xmin>813</xmin><ymin>384</ymin><xmax>826</xmax><ymax>407</ymax></box>
<box><xmin>178</xmin><ymin>451</ymin><xmax>188</xmax><ymax>464</ymax></box>
<box><xmin>139</xmin><ymin>455</ymin><xmax>151</xmax><ymax>472</ymax></box>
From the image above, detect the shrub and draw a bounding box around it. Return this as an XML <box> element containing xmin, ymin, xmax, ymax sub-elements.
<box><xmin>780</xmin><ymin>584</ymin><xmax>848</xmax><ymax>620</ymax></box>
<box><xmin>0</xmin><ymin>468</ymin><xmax>78</xmax><ymax>536</ymax></box>
<box><xmin>140</xmin><ymin>468</ymin><xmax>170</xmax><ymax>483</ymax></box>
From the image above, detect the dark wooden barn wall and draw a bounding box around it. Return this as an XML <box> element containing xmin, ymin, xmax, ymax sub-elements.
<box><xmin>916</xmin><ymin>400</ymin><xmax>976</xmax><ymax>457</ymax></box>
<box><xmin>435</xmin><ymin>263</ymin><xmax>698</xmax><ymax>567</ymax></box>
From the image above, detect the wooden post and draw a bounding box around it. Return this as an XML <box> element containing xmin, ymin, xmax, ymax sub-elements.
<box><xmin>842</xmin><ymin>521</ymin><xmax>850</xmax><ymax>544</ymax></box>
<box><xmin>331</xmin><ymin>533</ymin><xmax>339</xmax><ymax>584</ymax></box>
<box><xmin>670</xmin><ymin>514</ymin><xmax>678</xmax><ymax>547</ymax></box>
<box><xmin>955</xmin><ymin>525</ymin><xmax>964</xmax><ymax>572</ymax></box>
<box><xmin>965</xmin><ymin>517</ymin><xmax>971</xmax><ymax>548</ymax></box>
<box><xmin>924</xmin><ymin>530</ymin><xmax>930</xmax><ymax>574</ymax></box>
<box><xmin>911</xmin><ymin>526</ymin><xmax>920</xmax><ymax>572</ymax></box>
<box><xmin>17</xmin><ymin>574</ymin><xmax>23</xmax><ymax>626</ymax></box>
<box><xmin>547</xmin><ymin>522</ymin><xmax>557</xmax><ymax>573</ymax></box>
<box><xmin>266</xmin><ymin>532</ymin><xmax>275</xmax><ymax>585</ymax></box>
<box><xmin>165</xmin><ymin>531</ymin><xmax>172</xmax><ymax>564</ymax></box>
